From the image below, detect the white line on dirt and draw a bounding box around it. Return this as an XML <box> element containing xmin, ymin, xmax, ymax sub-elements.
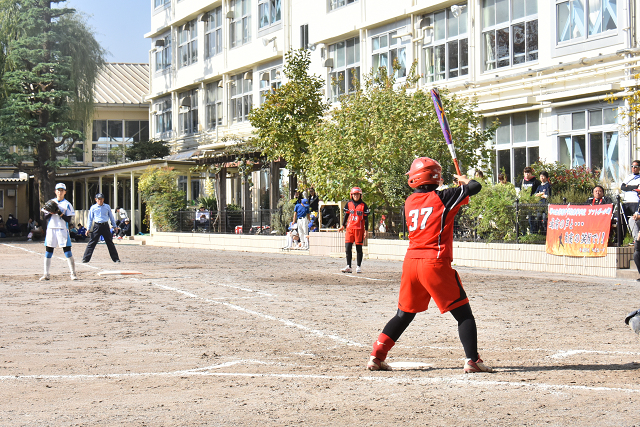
<box><xmin>402</xmin><ymin>344</ymin><xmax>640</xmax><ymax>357</ymax></box>
<box><xmin>149</xmin><ymin>281</ymin><xmax>365</xmax><ymax>347</ymax></box>
<box><xmin>2</xmin><ymin>367</ymin><xmax>639</xmax><ymax>394</ymax></box>
<box><xmin>2</xmin><ymin>243</ymin><xmax>100</xmax><ymax>270</ymax></box>
<box><xmin>214</xmin><ymin>282</ymin><xmax>277</xmax><ymax>297</ymax></box>
<box><xmin>331</xmin><ymin>273</ymin><xmax>393</xmax><ymax>281</ymax></box>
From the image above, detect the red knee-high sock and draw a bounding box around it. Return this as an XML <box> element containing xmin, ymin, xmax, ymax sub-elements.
<box><xmin>371</xmin><ymin>333</ymin><xmax>395</xmax><ymax>361</ymax></box>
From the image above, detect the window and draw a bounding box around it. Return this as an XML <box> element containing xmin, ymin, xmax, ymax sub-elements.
<box><xmin>329</xmin><ymin>0</ymin><xmax>356</xmax><ymax>11</ymax></box>
<box><xmin>205</xmin><ymin>7</ymin><xmax>223</xmax><ymax>58</ymax></box>
<box><xmin>154</xmin><ymin>97</ymin><xmax>172</xmax><ymax>136</ymax></box>
<box><xmin>556</xmin><ymin>0</ymin><xmax>617</xmax><ymax>43</ymax></box>
<box><xmin>557</xmin><ymin>106</ymin><xmax>619</xmax><ymax>180</ymax></box>
<box><xmin>259</xmin><ymin>66</ymin><xmax>282</xmax><ymax>104</ymax></box>
<box><xmin>178</xmin><ymin>19</ymin><xmax>198</xmax><ymax>68</ymax></box>
<box><xmin>485</xmin><ymin>111</ymin><xmax>540</xmax><ymax>183</ymax></box>
<box><xmin>0</xmin><ymin>190</ymin><xmax>4</xmax><ymax>209</ymax></box>
<box><xmin>258</xmin><ymin>0</ymin><xmax>281</xmax><ymax>29</ymax></box>
<box><xmin>230</xmin><ymin>73</ymin><xmax>253</xmax><ymax>123</ymax></box>
<box><xmin>230</xmin><ymin>0</ymin><xmax>251</xmax><ymax>48</ymax></box>
<box><xmin>423</xmin><ymin>4</ymin><xmax>468</xmax><ymax>82</ymax></box>
<box><xmin>178</xmin><ymin>89</ymin><xmax>199</xmax><ymax>135</ymax></box>
<box><xmin>124</xmin><ymin>121</ymin><xmax>150</xmax><ymax>142</ymax></box>
<box><xmin>206</xmin><ymin>82</ymin><xmax>223</xmax><ymax>129</ymax></box>
<box><xmin>372</xmin><ymin>31</ymin><xmax>407</xmax><ymax>80</ymax></box>
<box><xmin>328</xmin><ymin>37</ymin><xmax>360</xmax><ymax>102</ymax></box>
<box><xmin>92</xmin><ymin>120</ymin><xmax>123</xmax><ymax>142</ymax></box>
<box><xmin>482</xmin><ymin>0</ymin><xmax>538</xmax><ymax>71</ymax></box>
<box><xmin>155</xmin><ymin>34</ymin><xmax>171</xmax><ymax>72</ymax></box>
<box><xmin>154</xmin><ymin>0</ymin><xmax>170</xmax><ymax>9</ymax></box>
<box><xmin>300</xmin><ymin>24</ymin><xmax>309</xmax><ymax>49</ymax></box>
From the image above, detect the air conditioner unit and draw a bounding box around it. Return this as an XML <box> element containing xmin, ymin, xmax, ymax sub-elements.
<box><xmin>7</xmin><ymin>189</ymin><xmax>16</xmax><ymax>197</ymax></box>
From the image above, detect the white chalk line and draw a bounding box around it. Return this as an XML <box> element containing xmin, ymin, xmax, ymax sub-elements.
<box><xmin>2</xmin><ymin>243</ymin><xmax>100</xmax><ymax>270</ymax></box>
<box><xmin>2</xmin><ymin>362</ymin><xmax>639</xmax><ymax>394</ymax></box>
<box><xmin>330</xmin><ymin>272</ymin><xmax>394</xmax><ymax>282</ymax></box>
<box><xmin>214</xmin><ymin>282</ymin><xmax>277</xmax><ymax>297</ymax></box>
<box><xmin>401</xmin><ymin>344</ymin><xmax>640</xmax><ymax>358</ymax></box>
<box><xmin>149</xmin><ymin>281</ymin><xmax>364</xmax><ymax>348</ymax></box>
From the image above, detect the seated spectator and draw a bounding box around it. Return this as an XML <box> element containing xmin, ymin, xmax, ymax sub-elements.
<box><xmin>115</xmin><ymin>206</ymin><xmax>128</xmax><ymax>228</ymax></box>
<box><xmin>69</xmin><ymin>223</ymin><xmax>79</xmax><ymax>239</ymax></box>
<box><xmin>76</xmin><ymin>223</ymin><xmax>88</xmax><ymax>242</ymax></box>
<box><xmin>5</xmin><ymin>214</ymin><xmax>20</xmax><ymax>235</ymax></box>
<box><xmin>308</xmin><ymin>212</ymin><xmax>319</xmax><ymax>233</ymax></box>
<box><xmin>27</xmin><ymin>220</ymin><xmax>44</xmax><ymax>241</ymax></box>
<box><xmin>587</xmin><ymin>185</ymin><xmax>613</xmax><ymax>205</ymax></box>
<box><xmin>117</xmin><ymin>218</ymin><xmax>131</xmax><ymax>239</ymax></box>
<box><xmin>193</xmin><ymin>207</ymin><xmax>209</xmax><ymax>231</ymax></box>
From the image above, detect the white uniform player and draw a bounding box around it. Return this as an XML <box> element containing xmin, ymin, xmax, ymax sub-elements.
<box><xmin>41</xmin><ymin>183</ymin><xmax>77</xmax><ymax>281</ymax></box>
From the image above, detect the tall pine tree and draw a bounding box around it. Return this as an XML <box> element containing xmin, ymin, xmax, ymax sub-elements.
<box><xmin>0</xmin><ymin>0</ymin><xmax>105</xmax><ymax>207</ymax></box>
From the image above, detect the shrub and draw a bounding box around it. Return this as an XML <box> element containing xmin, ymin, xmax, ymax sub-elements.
<box><xmin>139</xmin><ymin>167</ymin><xmax>187</xmax><ymax>232</ymax></box>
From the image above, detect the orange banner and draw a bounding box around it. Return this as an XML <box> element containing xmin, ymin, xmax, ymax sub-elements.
<box><xmin>545</xmin><ymin>204</ymin><xmax>613</xmax><ymax>257</ymax></box>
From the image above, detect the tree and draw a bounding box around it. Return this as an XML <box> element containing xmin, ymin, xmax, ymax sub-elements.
<box><xmin>0</xmin><ymin>0</ymin><xmax>105</xmax><ymax>207</ymax></box>
<box><xmin>248</xmin><ymin>49</ymin><xmax>327</xmax><ymax>183</ymax></box>
<box><xmin>606</xmin><ymin>73</ymin><xmax>640</xmax><ymax>136</ymax></box>
<box><xmin>306</xmin><ymin>64</ymin><xmax>497</xmax><ymax>210</ymax></box>
<box><xmin>125</xmin><ymin>139</ymin><xmax>171</xmax><ymax>162</ymax></box>
<box><xmin>138</xmin><ymin>167</ymin><xmax>186</xmax><ymax>232</ymax></box>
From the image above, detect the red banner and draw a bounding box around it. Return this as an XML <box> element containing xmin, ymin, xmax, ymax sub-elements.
<box><xmin>545</xmin><ymin>204</ymin><xmax>613</xmax><ymax>257</ymax></box>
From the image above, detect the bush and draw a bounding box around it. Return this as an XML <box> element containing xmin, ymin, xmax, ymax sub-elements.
<box><xmin>529</xmin><ymin>160</ymin><xmax>600</xmax><ymax>203</ymax></box>
<box><xmin>464</xmin><ymin>181</ymin><xmax>518</xmax><ymax>241</ymax></box>
<box><xmin>139</xmin><ymin>167</ymin><xmax>187</xmax><ymax>231</ymax></box>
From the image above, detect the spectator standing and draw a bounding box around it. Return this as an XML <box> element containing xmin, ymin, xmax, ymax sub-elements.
<box><xmin>41</xmin><ymin>183</ymin><xmax>77</xmax><ymax>281</ymax></box>
<box><xmin>531</xmin><ymin>171</ymin><xmax>552</xmax><ymax>234</ymax></box>
<box><xmin>474</xmin><ymin>170</ymin><xmax>484</xmax><ymax>179</ymax></box>
<box><xmin>81</xmin><ymin>193</ymin><xmax>121</xmax><ymax>263</ymax></box>
<box><xmin>292</xmin><ymin>198</ymin><xmax>310</xmax><ymax>250</ymax></box>
<box><xmin>366</xmin><ymin>157</ymin><xmax>491</xmax><ymax>373</ymax></box>
<box><xmin>6</xmin><ymin>214</ymin><xmax>20</xmax><ymax>235</ymax></box>
<box><xmin>497</xmin><ymin>173</ymin><xmax>508</xmax><ymax>185</ymax></box>
<box><xmin>520</xmin><ymin>166</ymin><xmax>541</xmax><ymax>196</ymax></box>
<box><xmin>308</xmin><ymin>188</ymin><xmax>319</xmax><ymax>213</ymax></box>
<box><xmin>621</xmin><ymin>161</ymin><xmax>640</xmax><ymax>239</ymax></box>
<box><xmin>337</xmin><ymin>187</ymin><xmax>370</xmax><ymax>273</ymax></box>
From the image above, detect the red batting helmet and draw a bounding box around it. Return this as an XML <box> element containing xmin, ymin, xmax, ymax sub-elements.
<box><xmin>350</xmin><ymin>187</ymin><xmax>362</xmax><ymax>196</ymax></box>
<box><xmin>406</xmin><ymin>157</ymin><xmax>442</xmax><ymax>188</ymax></box>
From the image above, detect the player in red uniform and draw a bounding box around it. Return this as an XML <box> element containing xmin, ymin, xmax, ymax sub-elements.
<box><xmin>367</xmin><ymin>157</ymin><xmax>493</xmax><ymax>373</ymax></box>
<box><xmin>338</xmin><ymin>187</ymin><xmax>369</xmax><ymax>273</ymax></box>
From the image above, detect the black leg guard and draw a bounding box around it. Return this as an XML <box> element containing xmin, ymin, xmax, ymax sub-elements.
<box><xmin>345</xmin><ymin>242</ymin><xmax>353</xmax><ymax>267</ymax></box>
<box><xmin>382</xmin><ymin>309</ymin><xmax>416</xmax><ymax>342</ymax></box>
<box><xmin>356</xmin><ymin>244</ymin><xmax>363</xmax><ymax>267</ymax></box>
<box><xmin>450</xmin><ymin>303</ymin><xmax>478</xmax><ymax>360</ymax></box>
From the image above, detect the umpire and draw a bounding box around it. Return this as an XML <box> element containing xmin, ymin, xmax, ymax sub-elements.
<box><xmin>82</xmin><ymin>193</ymin><xmax>121</xmax><ymax>263</ymax></box>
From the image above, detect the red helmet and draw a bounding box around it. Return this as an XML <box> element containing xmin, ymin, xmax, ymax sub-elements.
<box><xmin>350</xmin><ymin>187</ymin><xmax>362</xmax><ymax>196</ymax></box>
<box><xmin>406</xmin><ymin>157</ymin><xmax>442</xmax><ymax>188</ymax></box>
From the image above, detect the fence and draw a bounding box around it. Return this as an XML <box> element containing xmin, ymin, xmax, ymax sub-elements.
<box><xmin>172</xmin><ymin>198</ymin><xmax>626</xmax><ymax>246</ymax></box>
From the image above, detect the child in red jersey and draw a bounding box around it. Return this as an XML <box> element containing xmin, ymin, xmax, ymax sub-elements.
<box><xmin>338</xmin><ymin>187</ymin><xmax>369</xmax><ymax>273</ymax></box>
<box><xmin>367</xmin><ymin>157</ymin><xmax>493</xmax><ymax>374</ymax></box>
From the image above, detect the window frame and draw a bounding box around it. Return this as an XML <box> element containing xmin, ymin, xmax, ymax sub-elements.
<box><xmin>205</xmin><ymin>82</ymin><xmax>223</xmax><ymax>130</ymax></box>
<box><xmin>328</xmin><ymin>36</ymin><xmax>360</xmax><ymax>103</ymax></box>
<box><xmin>259</xmin><ymin>66</ymin><xmax>283</xmax><ymax>105</ymax></box>
<box><xmin>486</xmin><ymin>110</ymin><xmax>540</xmax><ymax>183</ymax></box>
<box><xmin>556</xmin><ymin>105</ymin><xmax>619</xmax><ymax>180</ymax></box>
<box><xmin>556</xmin><ymin>0</ymin><xmax>618</xmax><ymax>45</ymax></box>
<box><xmin>154</xmin><ymin>34</ymin><xmax>171</xmax><ymax>72</ymax></box>
<box><xmin>481</xmin><ymin>0</ymin><xmax>538</xmax><ymax>72</ymax></box>
<box><xmin>154</xmin><ymin>97</ymin><xmax>173</xmax><ymax>138</ymax></box>
<box><xmin>371</xmin><ymin>30</ymin><xmax>408</xmax><ymax>80</ymax></box>
<box><xmin>178</xmin><ymin>19</ymin><xmax>198</xmax><ymax>68</ymax></box>
<box><xmin>154</xmin><ymin>0</ymin><xmax>170</xmax><ymax>10</ymax></box>
<box><xmin>328</xmin><ymin>0</ymin><xmax>357</xmax><ymax>12</ymax></box>
<box><xmin>258</xmin><ymin>0</ymin><xmax>282</xmax><ymax>30</ymax></box>
<box><xmin>230</xmin><ymin>0</ymin><xmax>252</xmax><ymax>49</ymax></box>
<box><xmin>178</xmin><ymin>89</ymin><xmax>199</xmax><ymax>136</ymax></box>
<box><xmin>229</xmin><ymin>73</ymin><xmax>253</xmax><ymax>124</ymax></box>
<box><xmin>422</xmin><ymin>3</ymin><xmax>469</xmax><ymax>83</ymax></box>
<box><xmin>205</xmin><ymin>7</ymin><xmax>223</xmax><ymax>59</ymax></box>
<box><xmin>0</xmin><ymin>190</ymin><xmax>3</xmax><ymax>209</ymax></box>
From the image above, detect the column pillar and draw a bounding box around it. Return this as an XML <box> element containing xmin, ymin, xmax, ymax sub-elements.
<box><xmin>269</xmin><ymin>161</ymin><xmax>279</xmax><ymax>210</ymax></box>
<box><xmin>216</xmin><ymin>167</ymin><xmax>227</xmax><ymax>232</ymax></box>
<box><xmin>130</xmin><ymin>171</ymin><xmax>136</xmax><ymax>237</ymax></box>
<box><xmin>113</xmin><ymin>173</ymin><xmax>118</xmax><ymax>210</ymax></box>
<box><xmin>84</xmin><ymin>178</ymin><xmax>89</xmax><ymax>209</ymax></box>
<box><xmin>72</xmin><ymin>180</ymin><xmax>76</xmax><ymax>208</ymax></box>
<box><xmin>186</xmin><ymin>171</ymin><xmax>192</xmax><ymax>202</ymax></box>
<box><xmin>98</xmin><ymin>176</ymin><xmax>103</xmax><ymax>196</ymax></box>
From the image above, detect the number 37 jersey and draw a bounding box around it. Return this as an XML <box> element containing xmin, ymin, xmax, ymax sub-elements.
<box><xmin>404</xmin><ymin>186</ymin><xmax>471</xmax><ymax>261</ymax></box>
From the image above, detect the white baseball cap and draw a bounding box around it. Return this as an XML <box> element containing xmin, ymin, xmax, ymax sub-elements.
<box><xmin>55</xmin><ymin>183</ymin><xmax>66</xmax><ymax>190</ymax></box>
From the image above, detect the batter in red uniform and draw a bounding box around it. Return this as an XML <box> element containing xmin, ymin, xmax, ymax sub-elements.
<box><xmin>367</xmin><ymin>157</ymin><xmax>493</xmax><ymax>373</ymax></box>
<box><xmin>338</xmin><ymin>187</ymin><xmax>369</xmax><ymax>273</ymax></box>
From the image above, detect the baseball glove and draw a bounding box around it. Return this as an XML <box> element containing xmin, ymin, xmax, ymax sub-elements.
<box><xmin>43</xmin><ymin>199</ymin><xmax>61</xmax><ymax>215</ymax></box>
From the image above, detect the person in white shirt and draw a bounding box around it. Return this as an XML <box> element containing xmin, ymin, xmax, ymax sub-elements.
<box><xmin>621</xmin><ymin>160</ymin><xmax>640</xmax><ymax>239</ymax></box>
<box><xmin>41</xmin><ymin>183</ymin><xmax>77</xmax><ymax>281</ymax></box>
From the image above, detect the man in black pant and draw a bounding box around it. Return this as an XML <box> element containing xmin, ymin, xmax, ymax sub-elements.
<box><xmin>82</xmin><ymin>193</ymin><xmax>121</xmax><ymax>263</ymax></box>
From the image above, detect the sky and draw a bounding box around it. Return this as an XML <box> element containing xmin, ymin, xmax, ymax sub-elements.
<box><xmin>63</xmin><ymin>0</ymin><xmax>151</xmax><ymax>64</ymax></box>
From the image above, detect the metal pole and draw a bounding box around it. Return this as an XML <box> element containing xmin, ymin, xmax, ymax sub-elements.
<box><xmin>515</xmin><ymin>198</ymin><xmax>520</xmax><ymax>244</ymax></box>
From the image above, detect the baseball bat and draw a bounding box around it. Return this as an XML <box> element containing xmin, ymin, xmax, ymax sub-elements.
<box><xmin>430</xmin><ymin>88</ymin><xmax>462</xmax><ymax>176</ymax></box>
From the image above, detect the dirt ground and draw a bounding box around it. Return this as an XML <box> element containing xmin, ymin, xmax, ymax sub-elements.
<box><xmin>1</xmin><ymin>240</ymin><xmax>640</xmax><ymax>426</ymax></box>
